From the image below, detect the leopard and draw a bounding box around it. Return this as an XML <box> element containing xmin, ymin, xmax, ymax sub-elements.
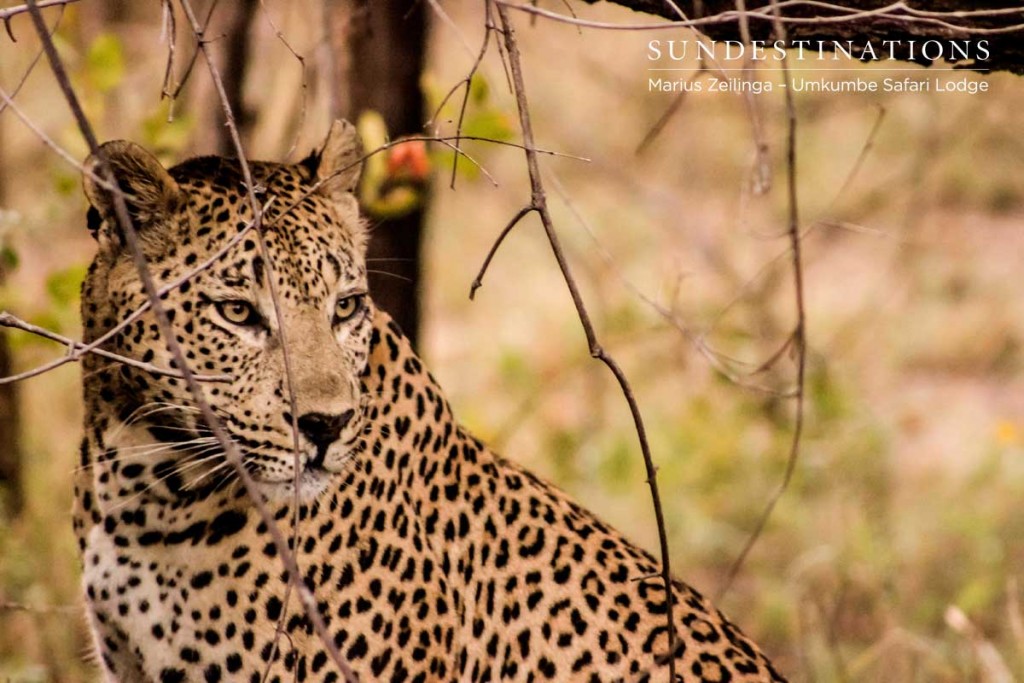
<box><xmin>73</xmin><ymin>120</ymin><xmax>788</xmax><ymax>683</ymax></box>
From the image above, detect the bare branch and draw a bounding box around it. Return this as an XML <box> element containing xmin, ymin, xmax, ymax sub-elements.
<box><xmin>159</xmin><ymin>0</ymin><xmax>179</xmax><ymax>113</ymax></box>
<box><xmin>424</xmin><ymin>0</ymin><xmax>477</xmax><ymax>58</ymax></box>
<box><xmin>732</xmin><ymin>0</ymin><xmax>773</xmax><ymax>195</ymax></box>
<box><xmin>0</xmin><ymin>3</ymin><xmax>61</xmax><ymax>112</ymax></box>
<box><xmin>634</xmin><ymin>74</ymin><xmax>694</xmax><ymax>155</ymax></box>
<box><xmin>826</xmin><ymin>104</ymin><xmax>887</xmax><ymax>210</ymax></box>
<box><xmin>0</xmin><ymin>86</ymin><xmax>119</xmax><ymax>193</ymax></box>
<box><xmin>425</xmin><ymin>1</ymin><xmax>499</xmax><ymax>188</ymax></box>
<box><xmin>544</xmin><ymin>170</ymin><xmax>795</xmax><ymax>397</ymax></box>
<box><xmin>0</xmin><ymin>0</ymin><xmax>78</xmax><ymax>26</ymax></box>
<box><xmin>0</xmin><ymin>599</ymin><xmax>78</xmax><ymax>614</ymax></box>
<box><xmin>256</xmin><ymin>0</ymin><xmax>308</xmax><ymax>157</ymax></box>
<box><xmin>492</xmin><ymin>5</ymin><xmax>679</xmax><ymax>678</ymax></box>
<box><xmin>469</xmin><ymin>205</ymin><xmax>537</xmax><ymax>299</ymax></box>
<box><xmin>718</xmin><ymin>0</ymin><xmax>808</xmax><ymax>598</ymax></box>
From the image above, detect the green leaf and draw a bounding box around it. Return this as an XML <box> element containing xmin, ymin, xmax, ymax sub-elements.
<box><xmin>86</xmin><ymin>34</ymin><xmax>125</xmax><ymax>93</ymax></box>
<box><xmin>45</xmin><ymin>265</ymin><xmax>87</xmax><ymax>308</ymax></box>
<box><xmin>53</xmin><ymin>169</ymin><xmax>78</xmax><ymax>197</ymax></box>
<box><xmin>462</xmin><ymin>110</ymin><xmax>514</xmax><ymax>143</ymax></box>
<box><xmin>0</xmin><ymin>245</ymin><xmax>18</xmax><ymax>271</ymax></box>
<box><xmin>469</xmin><ymin>73</ymin><xmax>490</xmax><ymax>105</ymax></box>
<box><xmin>142</xmin><ymin>102</ymin><xmax>194</xmax><ymax>157</ymax></box>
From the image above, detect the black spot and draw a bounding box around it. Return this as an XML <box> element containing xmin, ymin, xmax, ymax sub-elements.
<box><xmin>165</xmin><ymin>521</ymin><xmax>207</xmax><ymax>545</ymax></box>
<box><xmin>347</xmin><ymin>634</ymin><xmax>368</xmax><ymax>660</ymax></box>
<box><xmin>266</xmin><ymin>595</ymin><xmax>283</xmax><ymax>620</ymax></box>
<box><xmin>121</xmin><ymin>463</ymin><xmax>145</xmax><ymax>479</ymax></box>
<box><xmin>190</xmin><ymin>571</ymin><xmax>213</xmax><ymax>589</ymax></box>
<box><xmin>208</xmin><ymin>509</ymin><xmax>248</xmax><ymax>544</ymax></box>
<box><xmin>538</xmin><ymin>657</ymin><xmax>558</xmax><ymax>679</ymax></box>
<box><xmin>160</xmin><ymin>668</ymin><xmax>186</xmax><ymax>683</ymax></box>
<box><xmin>138</xmin><ymin>531</ymin><xmax>164</xmax><ymax>546</ymax></box>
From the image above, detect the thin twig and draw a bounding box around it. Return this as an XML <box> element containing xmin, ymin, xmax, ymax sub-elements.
<box><xmin>718</xmin><ymin>0</ymin><xmax>807</xmax><ymax>599</ymax></box>
<box><xmin>0</xmin><ymin>4</ymin><xmax>61</xmax><ymax>113</ymax></box>
<box><xmin>433</xmin><ymin>2</ymin><xmax>497</xmax><ymax>188</ymax></box>
<box><xmin>0</xmin><ymin>313</ymin><xmax>230</xmax><ymax>384</ymax></box>
<box><xmin>492</xmin><ymin>6</ymin><xmax>678</xmax><ymax>678</ymax></box>
<box><xmin>545</xmin><ymin>170</ymin><xmax>794</xmax><ymax>397</ymax></box>
<box><xmin>163</xmin><ymin>0</ymin><xmax>220</xmax><ymax>105</ymax></box>
<box><xmin>159</xmin><ymin>0</ymin><xmax>179</xmax><ymax>113</ymax></box>
<box><xmin>0</xmin><ymin>0</ymin><xmax>78</xmax><ymax>27</ymax></box>
<box><xmin>826</xmin><ymin>104</ymin><xmax>887</xmax><ymax>210</ymax></box>
<box><xmin>469</xmin><ymin>205</ymin><xmax>536</xmax><ymax>298</ymax></box>
<box><xmin>733</xmin><ymin>0</ymin><xmax>773</xmax><ymax>195</ymax></box>
<box><xmin>0</xmin><ymin>86</ymin><xmax>119</xmax><ymax>192</ymax></box>
<box><xmin>634</xmin><ymin>3</ymin><xmax>714</xmax><ymax>157</ymax></box>
<box><xmin>0</xmin><ymin>600</ymin><xmax>79</xmax><ymax>614</ymax></box>
<box><xmin>635</xmin><ymin>77</ymin><xmax>694</xmax><ymax>156</ymax></box>
<box><xmin>256</xmin><ymin>0</ymin><xmax>308</xmax><ymax>158</ymax></box>
<box><xmin>424</xmin><ymin>0</ymin><xmax>477</xmax><ymax>58</ymax></box>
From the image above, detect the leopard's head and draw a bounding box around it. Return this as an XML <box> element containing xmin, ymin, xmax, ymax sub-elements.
<box><xmin>81</xmin><ymin>122</ymin><xmax>374</xmax><ymax>503</ymax></box>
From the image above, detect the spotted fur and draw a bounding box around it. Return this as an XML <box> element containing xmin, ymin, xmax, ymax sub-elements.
<box><xmin>74</xmin><ymin>122</ymin><xmax>787</xmax><ymax>682</ymax></box>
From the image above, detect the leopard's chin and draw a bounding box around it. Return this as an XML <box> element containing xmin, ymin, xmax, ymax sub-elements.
<box><xmin>252</xmin><ymin>468</ymin><xmax>333</xmax><ymax>503</ymax></box>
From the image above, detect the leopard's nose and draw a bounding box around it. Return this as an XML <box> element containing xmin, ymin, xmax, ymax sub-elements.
<box><xmin>295</xmin><ymin>410</ymin><xmax>355</xmax><ymax>449</ymax></box>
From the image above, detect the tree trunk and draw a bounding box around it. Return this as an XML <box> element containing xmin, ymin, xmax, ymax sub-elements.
<box><xmin>577</xmin><ymin>0</ymin><xmax>1023</xmax><ymax>74</ymax></box>
<box><xmin>0</xmin><ymin>117</ymin><xmax>23</xmax><ymax>518</ymax></box>
<box><xmin>327</xmin><ymin>0</ymin><xmax>428</xmax><ymax>348</ymax></box>
<box><xmin>184</xmin><ymin>0</ymin><xmax>259</xmax><ymax>155</ymax></box>
<box><xmin>217</xmin><ymin>0</ymin><xmax>259</xmax><ymax>155</ymax></box>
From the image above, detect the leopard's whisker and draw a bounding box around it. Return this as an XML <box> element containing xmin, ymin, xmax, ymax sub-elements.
<box><xmin>77</xmin><ymin>438</ymin><xmax>223</xmax><ymax>473</ymax></box>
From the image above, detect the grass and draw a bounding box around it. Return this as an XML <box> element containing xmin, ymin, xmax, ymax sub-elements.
<box><xmin>2</xmin><ymin>2</ymin><xmax>1023</xmax><ymax>681</ymax></box>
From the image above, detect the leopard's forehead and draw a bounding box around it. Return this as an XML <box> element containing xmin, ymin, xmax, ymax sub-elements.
<box><xmin>163</xmin><ymin>156</ymin><xmax>366</xmax><ymax>300</ymax></box>
<box><xmin>169</xmin><ymin>155</ymin><xmax>312</xmax><ymax>198</ymax></box>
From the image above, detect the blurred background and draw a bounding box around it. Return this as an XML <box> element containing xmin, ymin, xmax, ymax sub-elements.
<box><xmin>1</xmin><ymin>1</ymin><xmax>1022</xmax><ymax>681</ymax></box>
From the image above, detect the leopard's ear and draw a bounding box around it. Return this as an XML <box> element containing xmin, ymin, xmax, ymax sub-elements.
<box><xmin>304</xmin><ymin>119</ymin><xmax>363</xmax><ymax>200</ymax></box>
<box><xmin>83</xmin><ymin>141</ymin><xmax>181</xmax><ymax>249</ymax></box>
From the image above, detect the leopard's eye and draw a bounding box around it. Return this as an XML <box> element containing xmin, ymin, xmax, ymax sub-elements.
<box><xmin>216</xmin><ymin>300</ymin><xmax>261</xmax><ymax>327</ymax></box>
<box><xmin>334</xmin><ymin>294</ymin><xmax>364</xmax><ymax>323</ymax></box>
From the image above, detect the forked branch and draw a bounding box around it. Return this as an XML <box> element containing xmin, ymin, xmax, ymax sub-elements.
<box><xmin>487</xmin><ymin>5</ymin><xmax>680</xmax><ymax>679</ymax></box>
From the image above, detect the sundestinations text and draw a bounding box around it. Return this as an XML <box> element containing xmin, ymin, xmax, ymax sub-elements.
<box><xmin>648</xmin><ymin>39</ymin><xmax>991</xmax><ymax>63</ymax></box>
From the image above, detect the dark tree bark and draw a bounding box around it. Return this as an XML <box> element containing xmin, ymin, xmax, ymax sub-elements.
<box><xmin>217</xmin><ymin>0</ymin><xmax>259</xmax><ymax>155</ymax></box>
<box><xmin>184</xmin><ymin>0</ymin><xmax>258</xmax><ymax>155</ymax></box>
<box><xmin>579</xmin><ymin>0</ymin><xmax>1024</xmax><ymax>73</ymax></box>
<box><xmin>327</xmin><ymin>0</ymin><xmax>428</xmax><ymax>348</ymax></box>
<box><xmin>0</xmin><ymin>119</ymin><xmax>23</xmax><ymax>518</ymax></box>
<box><xmin>0</xmin><ymin>319</ymin><xmax>18</xmax><ymax>518</ymax></box>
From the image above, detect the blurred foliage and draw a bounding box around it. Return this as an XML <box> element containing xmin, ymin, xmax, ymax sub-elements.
<box><xmin>84</xmin><ymin>34</ymin><xmax>125</xmax><ymax>94</ymax></box>
<box><xmin>422</xmin><ymin>71</ymin><xmax>515</xmax><ymax>183</ymax></box>
<box><xmin>141</xmin><ymin>101</ymin><xmax>195</xmax><ymax>161</ymax></box>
